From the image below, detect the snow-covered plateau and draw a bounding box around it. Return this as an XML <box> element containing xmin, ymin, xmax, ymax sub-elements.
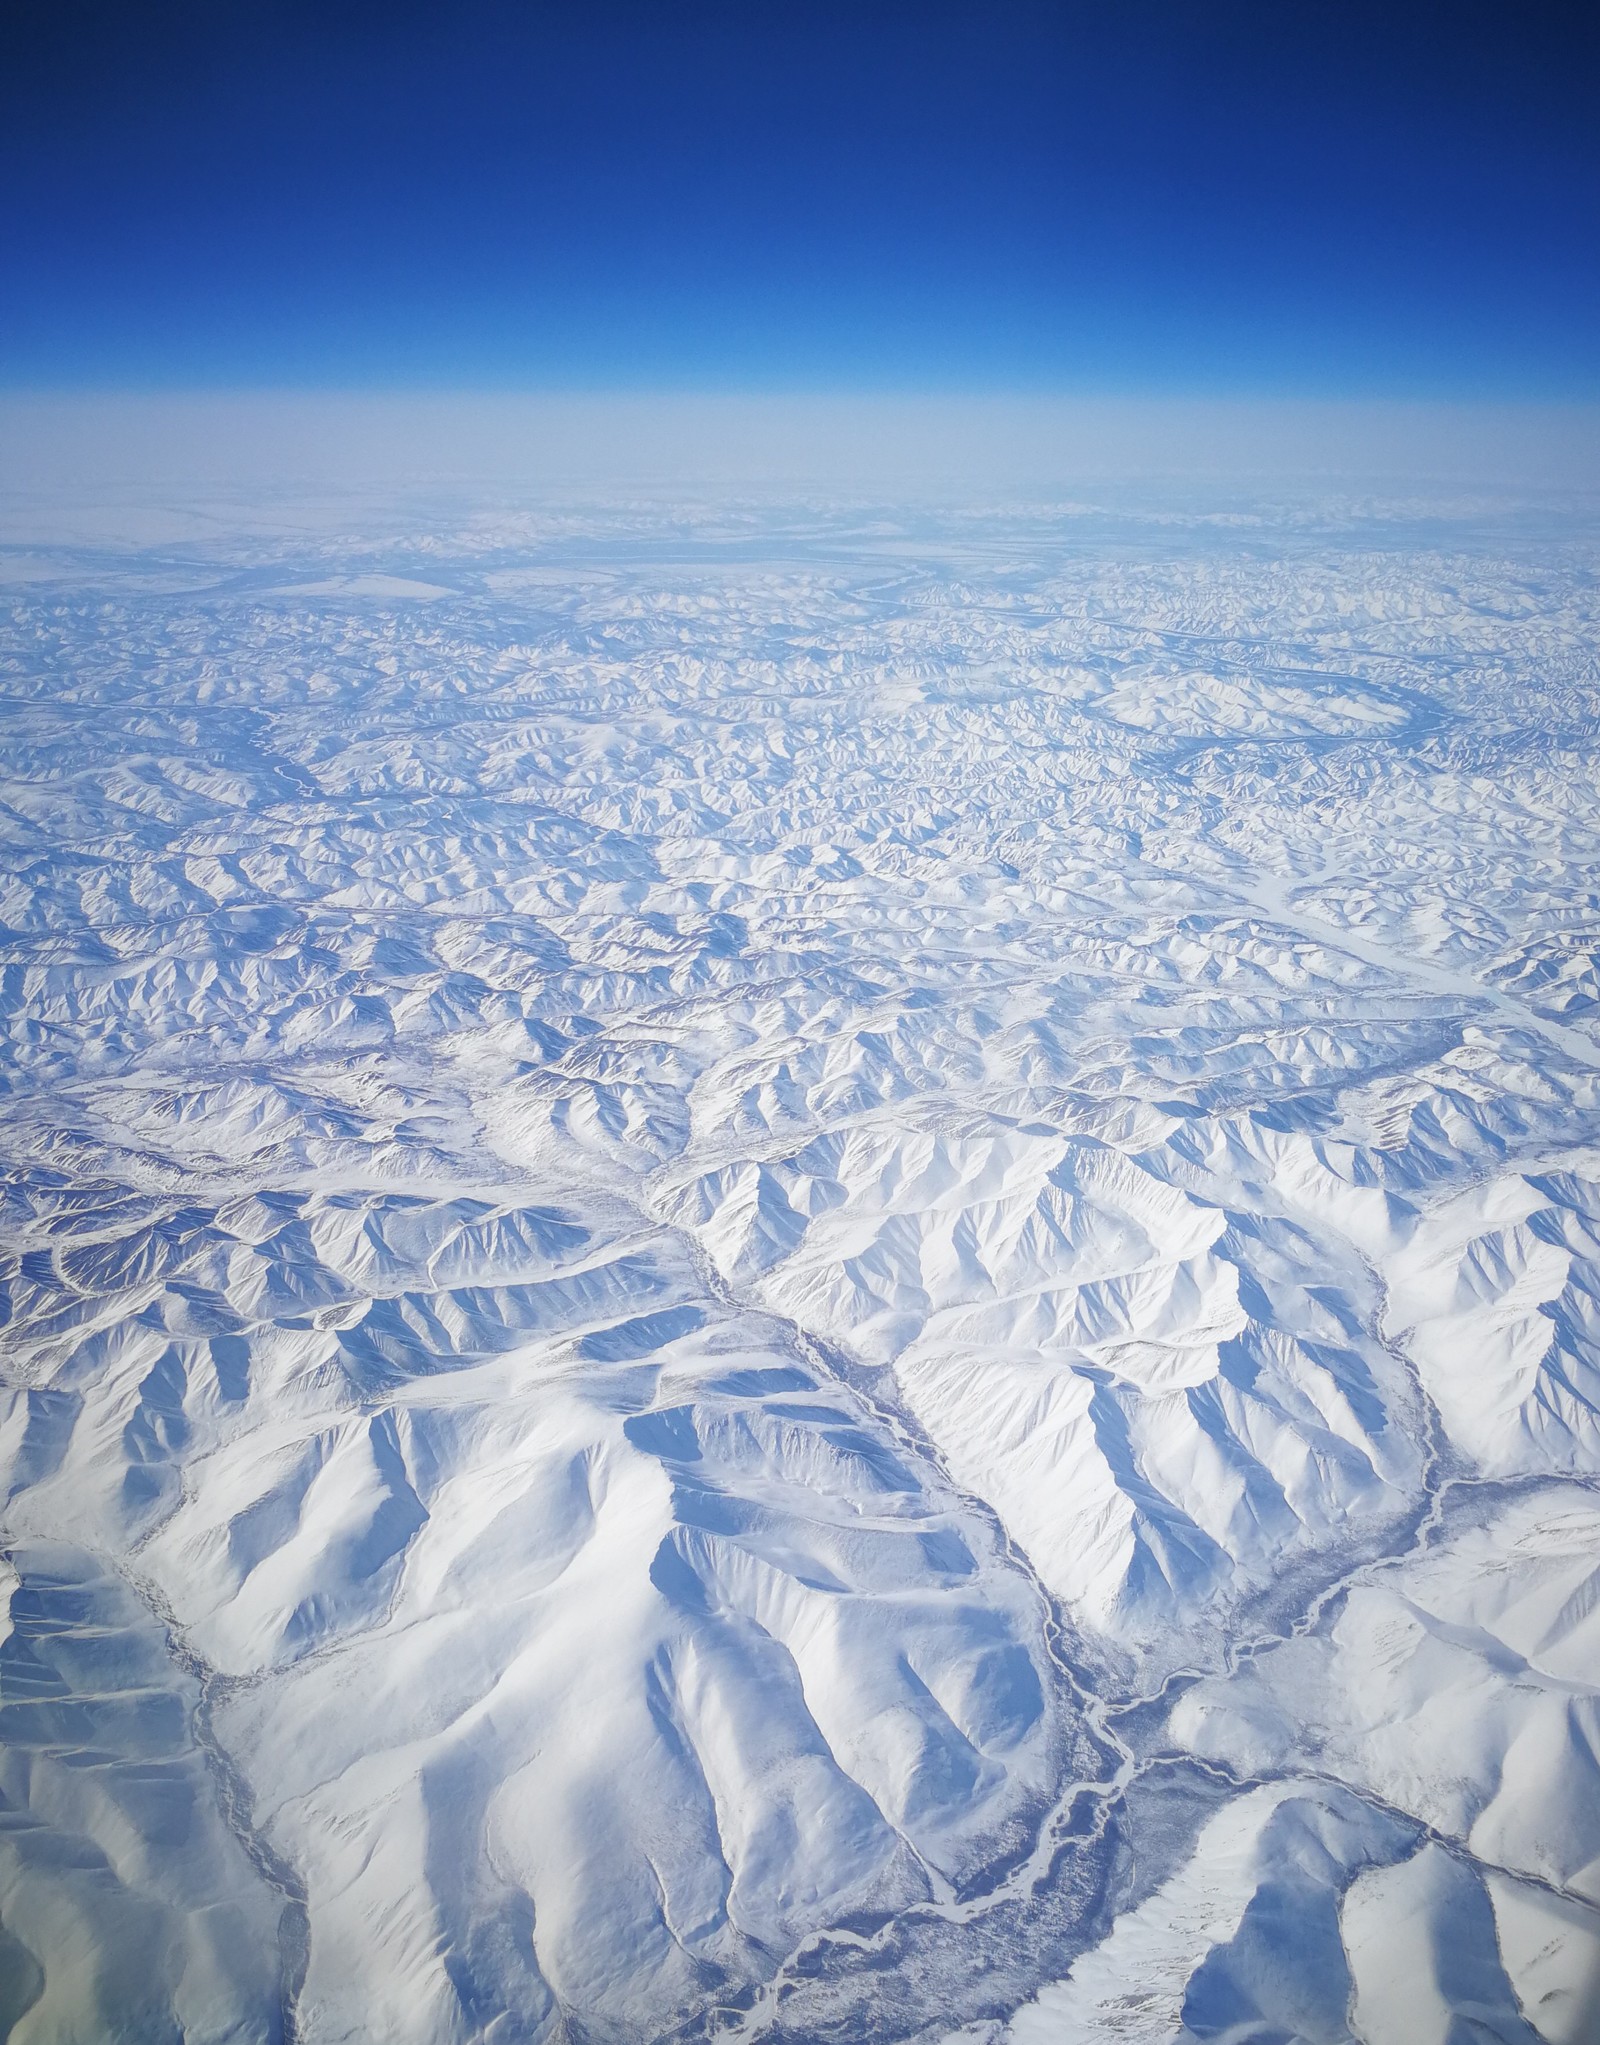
<box><xmin>1</xmin><ymin>489</ymin><xmax>1598</xmax><ymax>2042</ymax></box>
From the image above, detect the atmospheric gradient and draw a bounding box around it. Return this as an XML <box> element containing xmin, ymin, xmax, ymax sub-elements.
<box><xmin>1</xmin><ymin>479</ymin><xmax>1598</xmax><ymax>2042</ymax></box>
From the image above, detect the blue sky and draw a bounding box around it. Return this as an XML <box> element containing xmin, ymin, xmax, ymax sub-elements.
<box><xmin>3</xmin><ymin>1</ymin><xmax>1598</xmax><ymax>395</ymax></box>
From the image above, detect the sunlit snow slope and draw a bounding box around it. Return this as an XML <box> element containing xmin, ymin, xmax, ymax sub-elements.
<box><xmin>1</xmin><ymin>491</ymin><xmax>1598</xmax><ymax>2043</ymax></box>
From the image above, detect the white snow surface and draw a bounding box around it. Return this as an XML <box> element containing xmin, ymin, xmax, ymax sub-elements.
<box><xmin>1</xmin><ymin>489</ymin><xmax>1599</xmax><ymax>2042</ymax></box>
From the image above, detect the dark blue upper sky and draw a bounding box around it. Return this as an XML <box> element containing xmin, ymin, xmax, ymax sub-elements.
<box><xmin>3</xmin><ymin>0</ymin><xmax>1597</xmax><ymax>394</ymax></box>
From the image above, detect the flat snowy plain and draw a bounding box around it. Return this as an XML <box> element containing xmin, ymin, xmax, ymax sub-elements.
<box><xmin>1</xmin><ymin>484</ymin><xmax>1599</xmax><ymax>2043</ymax></box>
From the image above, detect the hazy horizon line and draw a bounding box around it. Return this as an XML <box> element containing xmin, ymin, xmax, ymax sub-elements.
<box><xmin>5</xmin><ymin>388</ymin><xmax>1600</xmax><ymax>497</ymax></box>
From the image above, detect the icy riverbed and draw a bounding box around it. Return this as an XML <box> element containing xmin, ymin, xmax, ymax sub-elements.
<box><xmin>1</xmin><ymin>489</ymin><xmax>1598</xmax><ymax>2041</ymax></box>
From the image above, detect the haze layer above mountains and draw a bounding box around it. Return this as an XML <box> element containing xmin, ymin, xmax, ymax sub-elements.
<box><xmin>1</xmin><ymin>488</ymin><xmax>1598</xmax><ymax>2044</ymax></box>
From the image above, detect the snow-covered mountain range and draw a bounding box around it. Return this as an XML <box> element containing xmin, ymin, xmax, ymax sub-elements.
<box><xmin>1</xmin><ymin>490</ymin><xmax>1597</xmax><ymax>2042</ymax></box>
